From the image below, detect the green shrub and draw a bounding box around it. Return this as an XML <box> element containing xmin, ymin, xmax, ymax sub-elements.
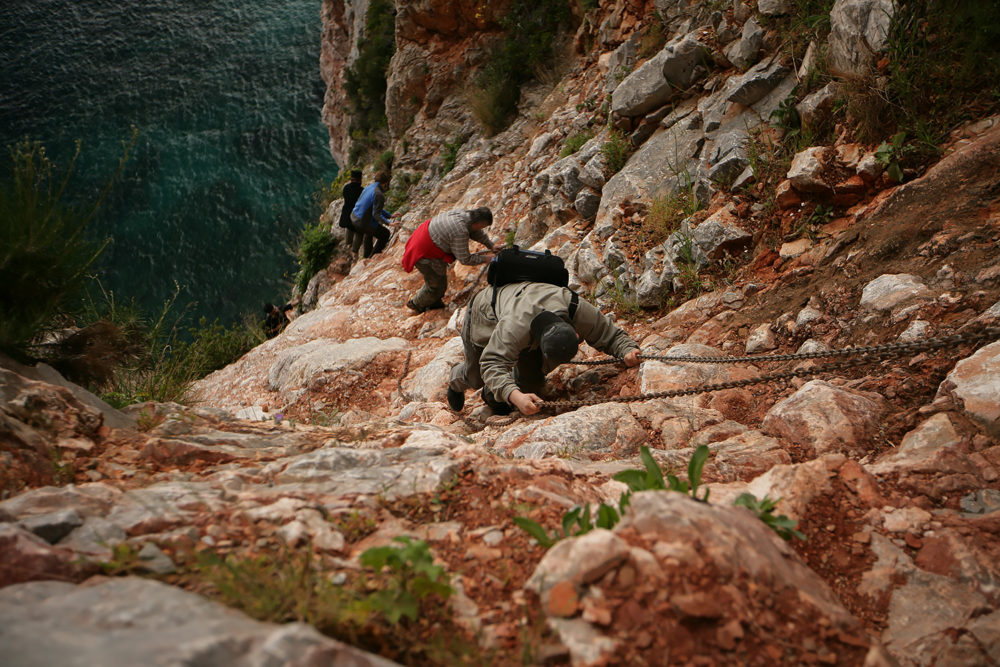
<box><xmin>559</xmin><ymin>129</ymin><xmax>595</xmax><ymax>157</ymax></box>
<box><xmin>294</xmin><ymin>220</ymin><xmax>339</xmax><ymax>294</ymax></box>
<box><xmin>843</xmin><ymin>1</ymin><xmax>999</xmax><ymax>154</ymax></box>
<box><xmin>344</xmin><ymin>0</ymin><xmax>395</xmax><ymax>161</ymax></box>
<box><xmin>601</xmin><ymin>129</ymin><xmax>632</xmax><ymax>173</ymax></box>
<box><xmin>0</xmin><ymin>136</ymin><xmax>133</xmax><ymax>357</ymax></box>
<box><xmin>469</xmin><ymin>0</ymin><xmax>575</xmax><ymax>134</ymax></box>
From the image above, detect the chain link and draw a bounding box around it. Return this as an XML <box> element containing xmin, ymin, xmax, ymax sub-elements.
<box><xmin>541</xmin><ymin>325</ymin><xmax>1000</xmax><ymax>412</ymax></box>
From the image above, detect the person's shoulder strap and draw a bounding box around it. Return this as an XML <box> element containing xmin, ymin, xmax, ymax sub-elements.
<box><xmin>568</xmin><ymin>290</ymin><xmax>579</xmax><ymax>320</ymax></box>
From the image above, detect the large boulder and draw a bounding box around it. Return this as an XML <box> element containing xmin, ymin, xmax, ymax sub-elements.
<box><xmin>761</xmin><ymin>380</ymin><xmax>887</xmax><ymax>456</ymax></box>
<box><xmin>611</xmin><ymin>34</ymin><xmax>710</xmax><ymax>117</ymax></box>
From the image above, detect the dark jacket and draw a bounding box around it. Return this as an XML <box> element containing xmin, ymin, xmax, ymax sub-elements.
<box><xmin>339</xmin><ymin>181</ymin><xmax>363</xmax><ymax>229</ymax></box>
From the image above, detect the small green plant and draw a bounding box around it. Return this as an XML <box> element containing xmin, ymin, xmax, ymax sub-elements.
<box><xmin>638</xmin><ymin>15</ymin><xmax>667</xmax><ymax>57</ymax></box>
<box><xmin>441</xmin><ymin>138</ymin><xmax>463</xmax><ymax>174</ymax></box>
<box><xmin>575</xmin><ymin>96</ymin><xmax>598</xmax><ymax>112</ymax></box>
<box><xmin>333</xmin><ymin>510</ymin><xmax>377</xmax><ymax>542</ymax></box>
<box><xmin>614</xmin><ymin>445</ymin><xmax>711</xmax><ymax>503</ymax></box>
<box><xmin>515</xmin><ymin>446</ymin><xmax>711</xmax><ymax>548</ymax></box>
<box><xmin>795</xmin><ymin>203</ymin><xmax>835</xmax><ymax>240</ymax></box>
<box><xmin>504</xmin><ymin>226</ymin><xmax>517</xmax><ymax>247</ymax></box>
<box><xmin>559</xmin><ymin>129</ymin><xmax>595</xmax><ymax>157</ymax></box>
<box><xmin>99</xmin><ymin>542</ymin><xmax>141</xmax><ymax>575</ymax></box>
<box><xmin>514</xmin><ymin>500</ymin><xmax>623</xmax><ymax>549</ymax></box>
<box><xmin>674</xmin><ymin>236</ymin><xmax>707</xmax><ymax>300</ymax></box>
<box><xmin>874</xmin><ymin>131</ymin><xmax>914</xmax><ymax>183</ymax></box>
<box><xmin>293</xmin><ymin>220</ymin><xmax>339</xmax><ymax>294</ymax></box>
<box><xmin>607</xmin><ymin>275</ymin><xmax>642</xmax><ymax>316</ymax></box>
<box><xmin>734</xmin><ymin>492</ymin><xmax>806</xmax><ymax>541</ymax></box>
<box><xmin>359</xmin><ymin>536</ymin><xmax>453</xmax><ymax>624</ymax></box>
<box><xmin>136</xmin><ymin>406</ymin><xmax>167</xmax><ymax>432</ymax></box>
<box><xmin>643</xmin><ymin>184</ymin><xmax>702</xmax><ymax>244</ymax></box>
<box><xmin>601</xmin><ymin>129</ymin><xmax>632</xmax><ymax>173</ymax></box>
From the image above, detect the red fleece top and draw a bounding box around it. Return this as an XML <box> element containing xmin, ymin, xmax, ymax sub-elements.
<box><xmin>402</xmin><ymin>219</ymin><xmax>454</xmax><ymax>272</ymax></box>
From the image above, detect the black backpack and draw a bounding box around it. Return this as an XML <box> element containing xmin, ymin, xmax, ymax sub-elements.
<box><xmin>487</xmin><ymin>246</ymin><xmax>577</xmax><ymax>318</ymax></box>
<box><xmin>487</xmin><ymin>246</ymin><xmax>569</xmax><ymax>288</ymax></box>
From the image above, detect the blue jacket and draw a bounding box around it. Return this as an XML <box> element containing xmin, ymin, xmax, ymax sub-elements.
<box><xmin>351</xmin><ymin>183</ymin><xmax>390</xmax><ymax>231</ymax></box>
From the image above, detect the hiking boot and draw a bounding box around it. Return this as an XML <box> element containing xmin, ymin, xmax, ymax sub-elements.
<box><xmin>405</xmin><ymin>299</ymin><xmax>424</xmax><ymax>314</ymax></box>
<box><xmin>446</xmin><ymin>387</ymin><xmax>465</xmax><ymax>411</ymax></box>
<box><xmin>425</xmin><ymin>299</ymin><xmax>446</xmax><ymax>310</ymax></box>
<box><xmin>489</xmin><ymin>401</ymin><xmax>512</xmax><ymax>416</ymax></box>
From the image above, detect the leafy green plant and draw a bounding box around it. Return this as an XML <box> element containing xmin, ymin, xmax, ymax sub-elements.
<box><xmin>1</xmin><ymin>133</ymin><xmax>134</xmax><ymax>357</ymax></box>
<box><xmin>293</xmin><ymin>220</ymin><xmax>339</xmax><ymax>294</ymax></box>
<box><xmin>734</xmin><ymin>492</ymin><xmax>806</xmax><ymax>541</ymax></box>
<box><xmin>615</xmin><ymin>445</ymin><xmax>711</xmax><ymax>503</ymax></box>
<box><xmin>514</xmin><ymin>501</ymin><xmax>623</xmax><ymax>549</ymax></box>
<box><xmin>601</xmin><ymin>129</ymin><xmax>632</xmax><ymax>173</ymax></box>
<box><xmin>874</xmin><ymin>131</ymin><xmax>914</xmax><ymax>183</ymax></box>
<box><xmin>359</xmin><ymin>536</ymin><xmax>453</xmax><ymax>624</ymax></box>
<box><xmin>575</xmin><ymin>96</ymin><xmax>598</xmax><ymax>112</ymax></box>
<box><xmin>559</xmin><ymin>129</ymin><xmax>595</xmax><ymax>157</ymax></box>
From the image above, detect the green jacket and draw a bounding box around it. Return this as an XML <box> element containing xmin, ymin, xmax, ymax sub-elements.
<box><xmin>467</xmin><ymin>282</ymin><xmax>639</xmax><ymax>402</ymax></box>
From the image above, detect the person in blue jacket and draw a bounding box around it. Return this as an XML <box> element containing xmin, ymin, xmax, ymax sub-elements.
<box><xmin>349</xmin><ymin>170</ymin><xmax>396</xmax><ymax>258</ymax></box>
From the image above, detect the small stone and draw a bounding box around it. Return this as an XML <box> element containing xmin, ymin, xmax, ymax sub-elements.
<box><xmin>546</xmin><ymin>580</ymin><xmax>579</xmax><ymax>618</ymax></box>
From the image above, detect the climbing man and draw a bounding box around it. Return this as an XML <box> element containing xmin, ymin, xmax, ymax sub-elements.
<box><xmin>401</xmin><ymin>206</ymin><xmax>503</xmax><ymax>313</ymax></box>
<box><xmin>447</xmin><ymin>281</ymin><xmax>641</xmax><ymax>415</ymax></box>
<box><xmin>349</xmin><ymin>170</ymin><xmax>396</xmax><ymax>259</ymax></box>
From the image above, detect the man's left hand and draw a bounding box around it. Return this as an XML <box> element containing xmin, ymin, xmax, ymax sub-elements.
<box><xmin>623</xmin><ymin>349</ymin><xmax>641</xmax><ymax>367</ymax></box>
<box><xmin>492</xmin><ymin>242</ymin><xmax>505</xmax><ymax>251</ymax></box>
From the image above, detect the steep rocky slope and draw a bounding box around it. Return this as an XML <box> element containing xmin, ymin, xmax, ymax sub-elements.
<box><xmin>3</xmin><ymin>0</ymin><xmax>1000</xmax><ymax>665</ymax></box>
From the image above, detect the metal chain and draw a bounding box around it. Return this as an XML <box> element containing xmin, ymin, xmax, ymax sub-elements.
<box><xmin>541</xmin><ymin>325</ymin><xmax>1000</xmax><ymax>412</ymax></box>
<box><xmin>569</xmin><ymin>326</ymin><xmax>1000</xmax><ymax>366</ymax></box>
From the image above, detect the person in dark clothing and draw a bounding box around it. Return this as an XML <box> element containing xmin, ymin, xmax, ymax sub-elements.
<box><xmin>264</xmin><ymin>303</ymin><xmax>287</xmax><ymax>338</ymax></box>
<box><xmin>339</xmin><ymin>170</ymin><xmax>364</xmax><ymax>251</ymax></box>
<box><xmin>349</xmin><ymin>171</ymin><xmax>397</xmax><ymax>258</ymax></box>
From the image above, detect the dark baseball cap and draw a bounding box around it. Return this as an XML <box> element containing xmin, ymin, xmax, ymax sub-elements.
<box><xmin>530</xmin><ymin>311</ymin><xmax>579</xmax><ymax>364</ymax></box>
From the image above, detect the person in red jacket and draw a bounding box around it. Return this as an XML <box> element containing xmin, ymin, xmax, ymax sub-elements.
<box><xmin>401</xmin><ymin>207</ymin><xmax>502</xmax><ymax>313</ymax></box>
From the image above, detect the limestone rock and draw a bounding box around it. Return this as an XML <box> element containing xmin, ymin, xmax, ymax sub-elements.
<box><xmin>938</xmin><ymin>341</ymin><xmax>1000</xmax><ymax>438</ymax></box>
<box><xmin>761</xmin><ymin>380</ymin><xmax>887</xmax><ymax>456</ymax></box>
<box><xmin>860</xmin><ymin>274</ymin><xmax>933</xmax><ymax>311</ymax></box>
<box><xmin>0</xmin><ymin>577</ymin><xmax>398</xmax><ymax>666</ymax></box>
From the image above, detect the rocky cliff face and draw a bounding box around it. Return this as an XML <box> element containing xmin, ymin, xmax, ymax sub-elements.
<box><xmin>3</xmin><ymin>1</ymin><xmax>1000</xmax><ymax>666</ymax></box>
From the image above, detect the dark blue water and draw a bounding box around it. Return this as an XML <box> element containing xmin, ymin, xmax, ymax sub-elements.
<box><xmin>0</xmin><ymin>1</ymin><xmax>338</xmax><ymax>327</ymax></box>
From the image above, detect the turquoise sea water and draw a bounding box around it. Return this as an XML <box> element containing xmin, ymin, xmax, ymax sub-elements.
<box><xmin>0</xmin><ymin>0</ymin><xmax>338</xmax><ymax>327</ymax></box>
